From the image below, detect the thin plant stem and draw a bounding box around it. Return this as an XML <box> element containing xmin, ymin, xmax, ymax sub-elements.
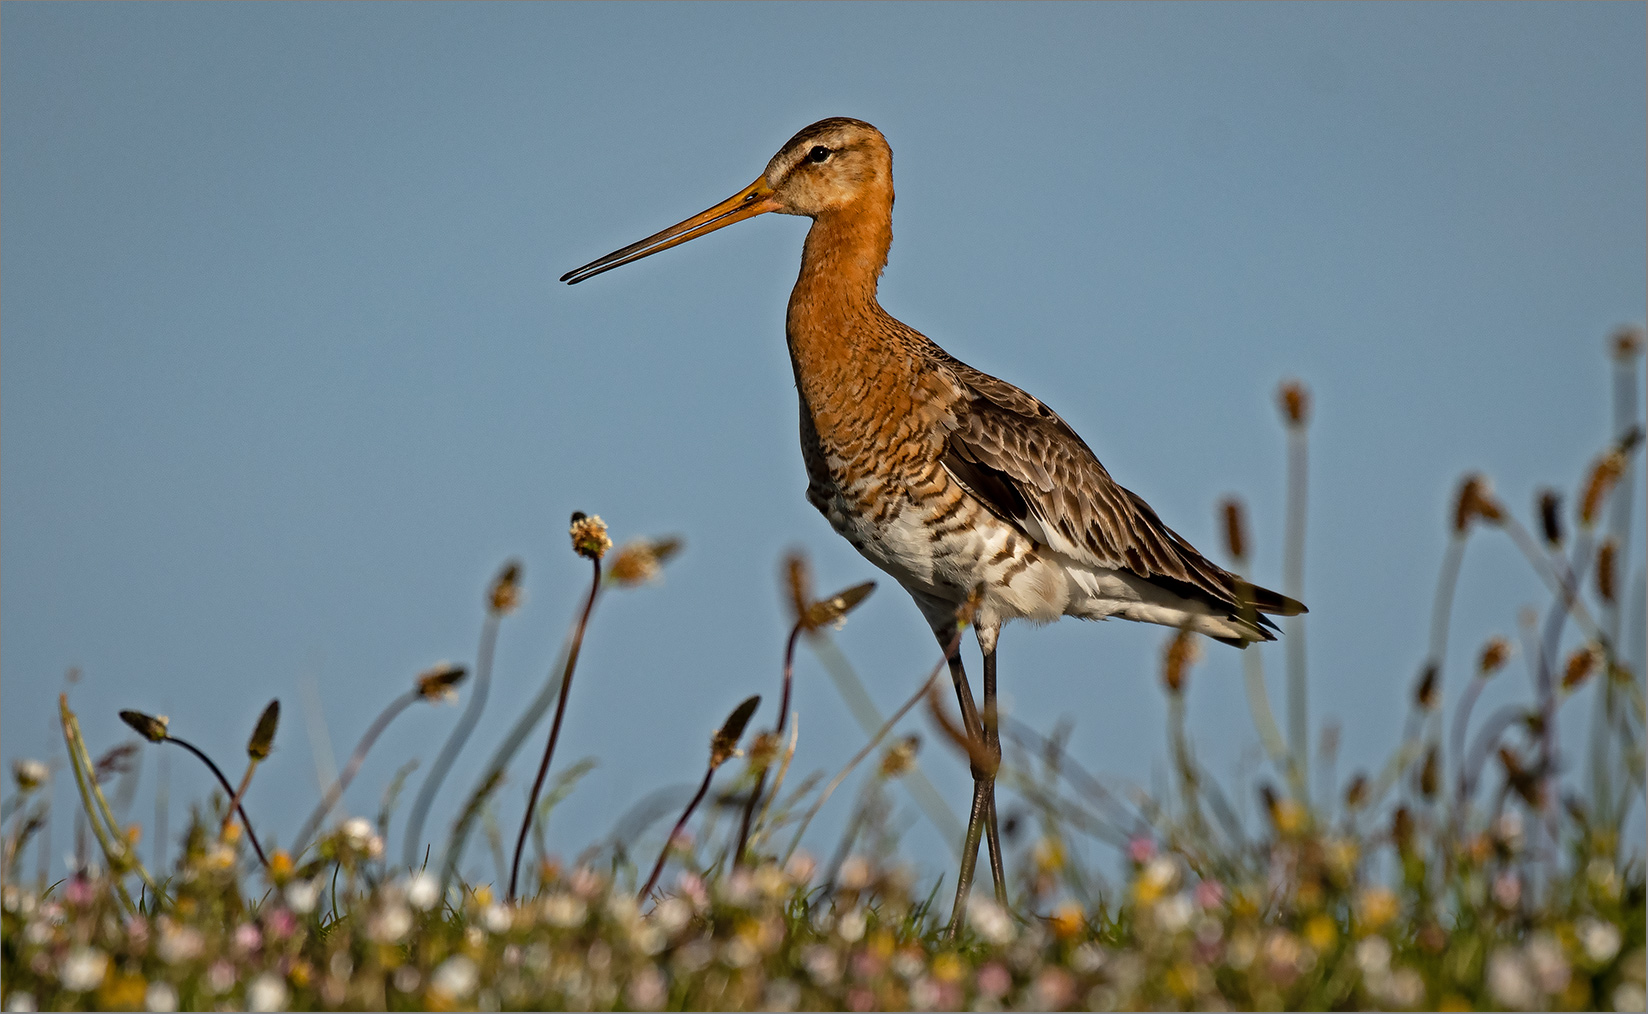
<box><xmin>509</xmin><ymin>556</ymin><xmax>601</xmax><ymax>902</ymax></box>
<box><xmin>164</xmin><ymin>735</ymin><xmax>269</xmax><ymax>867</ymax></box>
<box><xmin>783</xmin><ymin>633</ymin><xmax>958</xmax><ymax>865</ymax></box>
<box><xmin>735</xmin><ymin>622</ymin><xmax>803</xmax><ymax>867</ymax></box>
<box><xmin>1284</xmin><ymin>424</ymin><xmax>1309</xmax><ymax>789</ymax></box>
<box><xmin>293</xmin><ymin>689</ymin><xmax>420</xmax><ymax>856</ymax></box>
<box><xmin>221</xmin><ymin>760</ymin><xmax>261</xmax><ymax>840</ymax></box>
<box><xmin>404</xmin><ymin>612</ymin><xmax>501</xmax><ymax>869</ymax></box>
<box><xmin>639</xmin><ymin>767</ymin><xmax>715</xmax><ymax>902</ymax></box>
<box><xmin>58</xmin><ymin>698</ymin><xmax>138</xmax><ymax>911</ymax></box>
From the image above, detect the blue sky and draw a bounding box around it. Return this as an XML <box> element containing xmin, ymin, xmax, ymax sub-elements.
<box><xmin>3</xmin><ymin>3</ymin><xmax>1643</xmax><ymax>885</ymax></box>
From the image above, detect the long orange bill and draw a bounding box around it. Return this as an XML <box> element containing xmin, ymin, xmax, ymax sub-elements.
<box><xmin>561</xmin><ymin>177</ymin><xmax>780</xmax><ymax>284</ymax></box>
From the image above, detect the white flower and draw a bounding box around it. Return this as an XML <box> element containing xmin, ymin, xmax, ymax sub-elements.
<box><xmin>653</xmin><ymin>897</ymin><xmax>692</xmax><ymax>934</ymax></box>
<box><xmin>246</xmin><ymin>973</ymin><xmax>288</xmax><ymax>1012</ymax></box>
<box><xmin>482</xmin><ymin>902</ymin><xmax>512</xmax><ymax>934</ymax></box>
<box><xmin>5</xmin><ymin>991</ymin><xmax>36</xmax><ymax>1012</ymax></box>
<box><xmin>836</xmin><ymin>906</ymin><xmax>867</xmax><ymax>943</ymax></box>
<box><xmin>1141</xmin><ymin>854</ymin><xmax>1179</xmax><ymax>894</ymax></box>
<box><xmin>1614</xmin><ymin>982</ymin><xmax>1647</xmax><ymax>1013</ymax></box>
<box><xmin>1386</xmin><ymin>967</ymin><xmax>1424</xmax><ymax>1008</ymax></box>
<box><xmin>1356</xmin><ymin>936</ymin><xmax>1392</xmax><ymax>977</ymax></box>
<box><xmin>1488</xmin><ymin>948</ymin><xmax>1535</xmax><ymax>1009</ymax></box>
<box><xmin>285</xmin><ymin>879</ymin><xmax>321</xmax><ymax>915</ymax></box>
<box><xmin>1579</xmin><ymin>918</ymin><xmax>1623</xmax><ymax>964</ymax></box>
<box><xmin>1157</xmin><ymin>892</ymin><xmax>1193</xmax><ymax>932</ymax></box>
<box><xmin>625</xmin><ymin>965</ymin><xmax>668</xmax><ymax>1010</ymax></box>
<box><xmin>967</xmin><ymin>897</ymin><xmax>1016</xmax><ymax>945</ymax></box>
<box><xmin>341</xmin><ymin>817</ymin><xmax>373</xmax><ymax>848</ymax></box>
<box><xmin>11</xmin><ymin>759</ymin><xmax>48</xmax><ymax>792</ymax></box>
<box><xmin>368</xmin><ymin>903</ymin><xmax>412</xmax><ymax>943</ymax></box>
<box><xmin>1526</xmin><ymin>932</ymin><xmax>1570</xmax><ymax>994</ymax></box>
<box><xmin>144</xmin><ymin>982</ymin><xmax>178</xmax><ymax>1012</ymax></box>
<box><xmin>836</xmin><ymin>856</ymin><xmax>871</xmax><ymax>891</ymax></box>
<box><xmin>157</xmin><ymin>924</ymin><xmax>204</xmax><ymax>964</ymax></box>
<box><xmin>406</xmin><ymin>872</ymin><xmax>440</xmax><ymax>911</ymax></box>
<box><xmin>59</xmin><ymin>947</ymin><xmax>108</xmax><ymax>992</ymax></box>
<box><xmin>431</xmin><ymin>955</ymin><xmax>478</xmax><ymax>999</ymax></box>
<box><xmin>541</xmin><ymin>892</ymin><xmax>586</xmax><ymax>928</ymax></box>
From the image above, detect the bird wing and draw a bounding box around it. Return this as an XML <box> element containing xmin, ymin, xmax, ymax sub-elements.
<box><xmin>932</xmin><ymin>353</ymin><xmax>1302</xmax><ymax>617</ymax></box>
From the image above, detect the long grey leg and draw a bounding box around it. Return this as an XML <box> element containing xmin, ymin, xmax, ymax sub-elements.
<box><xmin>981</xmin><ymin>645</ymin><xmax>1007</xmax><ymax>906</ymax></box>
<box><xmin>940</xmin><ymin>637</ymin><xmax>1006</xmax><ymax>938</ymax></box>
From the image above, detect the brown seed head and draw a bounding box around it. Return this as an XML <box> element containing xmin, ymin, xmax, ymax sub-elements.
<box><xmin>1391</xmin><ymin>807</ymin><xmax>1414</xmax><ymax>852</ymax></box>
<box><xmin>568</xmin><ymin>512</ymin><xmax>612</xmax><ymax>561</ymax></box>
<box><xmin>746</xmin><ymin>731</ymin><xmax>780</xmax><ymax>773</ymax></box>
<box><xmin>1453</xmin><ymin>474</ymin><xmax>1503</xmax><ymax>534</ymax></box>
<box><xmin>607</xmin><ymin>537</ymin><xmax>683</xmax><ymax>587</ymax></box>
<box><xmin>246</xmin><ymin>700</ymin><xmax>280</xmax><ymax>761</ymax></box>
<box><xmin>1418</xmin><ymin>746</ymin><xmax>1439</xmax><ymax>799</ymax></box>
<box><xmin>803</xmin><ymin>581</ymin><xmax>876</xmax><ymax>632</ymax></box>
<box><xmin>1162</xmin><ymin>628</ymin><xmax>1200</xmax><ymax>695</ymax></box>
<box><xmin>119</xmin><ymin>710</ymin><xmax>170</xmax><ymax>744</ymax></box>
<box><xmin>1536</xmin><ymin>490</ymin><xmax>1563</xmax><ymax>548</ymax></box>
<box><xmin>1562</xmin><ymin>647</ymin><xmax>1598</xmax><ymax>692</ymax></box>
<box><xmin>1343</xmin><ymin>773</ymin><xmax>1369</xmax><ymax>810</ymax></box>
<box><xmin>94</xmin><ymin>743</ymin><xmax>140</xmax><ymax>783</ymax></box>
<box><xmin>1580</xmin><ymin>451</ymin><xmax>1625</xmax><ymax>528</ymax></box>
<box><xmin>1497</xmin><ymin>747</ymin><xmax>1541</xmax><ymax>806</ymax></box>
<box><xmin>1414</xmin><ymin>664</ymin><xmax>1439</xmax><ymax>710</ymax></box>
<box><xmin>710</xmin><ymin>695</ymin><xmax>761</xmax><ymax>768</ymax></box>
<box><xmin>488</xmin><ymin>560</ymin><xmax>523</xmax><ymax>615</ymax></box>
<box><xmin>1477</xmin><ymin>636</ymin><xmax>1511</xmax><ymax>678</ymax></box>
<box><xmin>1612</xmin><ymin>325</ymin><xmax>1645</xmax><ymax>362</ymax></box>
<box><xmin>878</xmin><ymin>734</ymin><xmax>921</xmax><ymax>779</ymax></box>
<box><xmin>1277</xmin><ymin>379</ymin><xmax>1311</xmax><ymax>428</ymax></box>
<box><xmin>1219</xmin><ymin>497</ymin><xmax>1248</xmax><ymax>563</ymax></box>
<box><xmin>415</xmin><ymin>662</ymin><xmax>468</xmax><ymax>702</ymax></box>
<box><xmin>784</xmin><ymin>552</ymin><xmax>813</xmax><ymax>627</ymax></box>
<box><xmin>1596</xmin><ymin>538</ymin><xmax>1617</xmax><ymax>604</ymax></box>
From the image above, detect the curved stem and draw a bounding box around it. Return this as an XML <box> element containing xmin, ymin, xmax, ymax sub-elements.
<box><xmin>1283</xmin><ymin>426</ymin><xmax>1309</xmax><ymax>787</ymax></box>
<box><xmin>639</xmin><ymin>765</ymin><xmax>715</xmax><ymax>902</ymax></box>
<box><xmin>168</xmin><ymin>736</ymin><xmax>269</xmax><ymax>867</ymax></box>
<box><xmin>403</xmin><ymin>613</ymin><xmax>500</xmax><ymax>869</ymax></box>
<box><xmin>735</xmin><ymin>622</ymin><xmax>804</xmax><ymax>867</ymax></box>
<box><xmin>509</xmin><ymin>557</ymin><xmax>601</xmax><ymax>902</ymax></box>
<box><xmin>293</xmin><ymin>690</ymin><xmax>419</xmax><ymax>856</ymax></box>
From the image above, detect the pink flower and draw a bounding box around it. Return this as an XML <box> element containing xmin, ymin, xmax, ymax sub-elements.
<box><xmin>1195</xmin><ymin>879</ymin><xmax>1225</xmax><ymax>909</ymax></box>
<box><xmin>977</xmin><ymin>962</ymin><xmax>1012</xmax><ymax>999</ymax></box>
<box><xmin>1128</xmin><ymin>837</ymin><xmax>1157</xmax><ymax>864</ymax></box>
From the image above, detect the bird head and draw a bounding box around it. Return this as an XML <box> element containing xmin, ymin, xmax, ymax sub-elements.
<box><xmin>561</xmin><ymin>117</ymin><xmax>891</xmax><ymax>284</ymax></box>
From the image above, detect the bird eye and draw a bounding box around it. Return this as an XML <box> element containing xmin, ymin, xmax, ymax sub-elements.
<box><xmin>807</xmin><ymin>145</ymin><xmax>831</xmax><ymax>163</ymax></box>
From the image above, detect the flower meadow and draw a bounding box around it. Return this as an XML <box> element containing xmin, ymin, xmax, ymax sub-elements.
<box><xmin>2</xmin><ymin>334</ymin><xmax>1644</xmax><ymax>1011</ymax></box>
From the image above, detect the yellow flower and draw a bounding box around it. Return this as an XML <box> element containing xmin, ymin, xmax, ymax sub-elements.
<box><xmin>1305</xmin><ymin>913</ymin><xmax>1337</xmax><ymax>951</ymax></box>
<box><xmin>268</xmin><ymin>849</ymin><xmax>294</xmax><ymax>883</ymax></box>
<box><xmin>931</xmin><ymin>952</ymin><xmax>965</xmax><ymax>983</ymax></box>
<box><xmin>1050</xmin><ymin>902</ymin><xmax>1084</xmax><ymax>939</ymax></box>
<box><xmin>1358</xmin><ymin>887</ymin><xmax>1399</xmax><ymax>932</ymax></box>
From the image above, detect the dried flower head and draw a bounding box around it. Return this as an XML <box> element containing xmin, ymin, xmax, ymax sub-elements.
<box><xmin>1418</xmin><ymin>746</ymin><xmax>1440</xmax><ymax>799</ymax></box>
<box><xmin>803</xmin><ymin>581</ymin><xmax>876</xmax><ymax>632</ymax></box>
<box><xmin>1497</xmin><ymin>747</ymin><xmax>1541</xmax><ymax>807</ymax></box>
<box><xmin>1596</xmin><ymin>538</ymin><xmax>1617</xmax><ymax>604</ymax></box>
<box><xmin>1391</xmin><ymin>807</ymin><xmax>1415</xmax><ymax>853</ymax></box>
<box><xmin>1580</xmin><ymin>451</ymin><xmax>1626</xmax><ymax>528</ymax></box>
<box><xmin>246</xmin><ymin>700</ymin><xmax>280</xmax><ymax>761</ymax></box>
<box><xmin>568</xmin><ymin>512</ymin><xmax>612</xmax><ymax>561</ymax></box>
<box><xmin>710</xmin><ymin>695</ymin><xmax>761</xmax><ymax>768</ymax></box>
<box><xmin>1343</xmin><ymin>772</ymin><xmax>1369</xmax><ymax>810</ymax></box>
<box><xmin>119</xmin><ymin>710</ymin><xmax>170</xmax><ymax>743</ymax></box>
<box><xmin>93</xmin><ymin>743</ymin><xmax>140</xmax><ymax>783</ymax></box>
<box><xmin>1219</xmin><ymin>497</ymin><xmax>1247</xmax><ymax>563</ymax></box>
<box><xmin>488</xmin><ymin>560</ymin><xmax>523</xmax><ymax>615</ymax></box>
<box><xmin>1277</xmin><ymin>379</ymin><xmax>1311</xmax><ymax>428</ymax></box>
<box><xmin>878</xmin><ymin>734</ymin><xmax>920</xmax><ymax>779</ymax></box>
<box><xmin>1162</xmin><ymin>628</ymin><xmax>1200</xmax><ymax>695</ymax></box>
<box><xmin>415</xmin><ymin>662</ymin><xmax>468</xmax><ymax>702</ymax></box>
<box><xmin>607</xmin><ymin>537</ymin><xmax>683</xmax><ymax>587</ymax></box>
<box><xmin>11</xmin><ymin>758</ymin><xmax>48</xmax><ymax>792</ymax></box>
<box><xmin>1477</xmin><ymin>636</ymin><xmax>1512</xmax><ymax>678</ymax></box>
<box><xmin>1453</xmin><ymin>474</ymin><xmax>1504</xmax><ymax>534</ymax></box>
<box><xmin>1562</xmin><ymin>647</ymin><xmax>1599</xmax><ymax>692</ymax></box>
<box><xmin>1537</xmin><ymin>490</ymin><xmax>1563</xmax><ymax>548</ymax></box>
<box><xmin>1612</xmin><ymin>325</ymin><xmax>1645</xmax><ymax>362</ymax></box>
<box><xmin>1414</xmin><ymin>664</ymin><xmax>1439</xmax><ymax>710</ymax></box>
<box><xmin>784</xmin><ymin>552</ymin><xmax>813</xmax><ymax>626</ymax></box>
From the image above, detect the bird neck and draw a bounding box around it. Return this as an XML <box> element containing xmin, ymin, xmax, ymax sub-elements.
<box><xmin>785</xmin><ymin>201</ymin><xmax>896</xmax><ymax>392</ymax></box>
